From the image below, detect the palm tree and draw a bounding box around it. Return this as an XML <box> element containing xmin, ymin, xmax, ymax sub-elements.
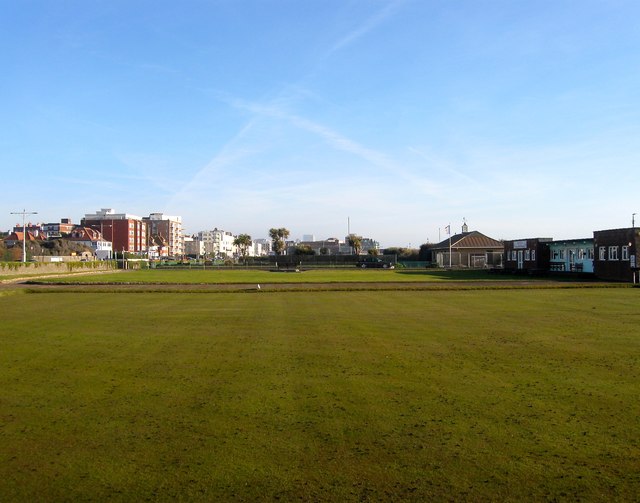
<box><xmin>233</xmin><ymin>234</ymin><xmax>252</xmax><ymax>263</ymax></box>
<box><xmin>269</xmin><ymin>228</ymin><xmax>290</xmax><ymax>256</ymax></box>
<box><xmin>348</xmin><ymin>234</ymin><xmax>363</xmax><ymax>255</ymax></box>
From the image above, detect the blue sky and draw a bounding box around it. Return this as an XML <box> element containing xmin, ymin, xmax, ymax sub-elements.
<box><xmin>2</xmin><ymin>0</ymin><xmax>639</xmax><ymax>247</ymax></box>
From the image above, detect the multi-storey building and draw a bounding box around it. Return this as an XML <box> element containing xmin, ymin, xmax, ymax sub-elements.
<box><xmin>42</xmin><ymin>218</ymin><xmax>75</xmax><ymax>238</ymax></box>
<box><xmin>360</xmin><ymin>237</ymin><xmax>380</xmax><ymax>254</ymax></box>
<box><xmin>252</xmin><ymin>239</ymin><xmax>270</xmax><ymax>257</ymax></box>
<box><xmin>197</xmin><ymin>228</ymin><xmax>236</xmax><ymax>258</ymax></box>
<box><xmin>82</xmin><ymin>208</ymin><xmax>147</xmax><ymax>254</ymax></box>
<box><xmin>294</xmin><ymin>236</ymin><xmax>378</xmax><ymax>256</ymax></box>
<box><xmin>184</xmin><ymin>235</ymin><xmax>205</xmax><ymax>258</ymax></box>
<box><xmin>144</xmin><ymin>213</ymin><xmax>184</xmax><ymax>258</ymax></box>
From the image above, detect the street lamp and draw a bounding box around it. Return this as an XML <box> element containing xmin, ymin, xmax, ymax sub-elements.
<box><xmin>10</xmin><ymin>209</ymin><xmax>37</xmax><ymax>262</ymax></box>
<box><xmin>98</xmin><ymin>221</ymin><xmax>114</xmax><ymax>260</ymax></box>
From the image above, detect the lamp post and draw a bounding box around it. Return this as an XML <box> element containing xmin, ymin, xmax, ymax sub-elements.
<box><xmin>448</xmin><ymin>223</ymin><xmax>452</xmax><ymax>269</ymax></box>
<box><xmin>99</xmin><ymin>221</ymin><xmax>113</xmax><ymax>260</ymax></box>
<box><xmin>633</xmin><ymin>213</ymin><xmax>636</xmax><ymax>228</ymax></box>
<box><xmin>10</xmin><ymin>209</ymin><xmax>38</xmax><ymax>262</ymax></box>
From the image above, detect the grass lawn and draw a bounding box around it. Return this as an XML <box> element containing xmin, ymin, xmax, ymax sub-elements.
<box><xmin>1</xmin><ymin>288</ymin><xmax>639</xmax><ymax>501</ymax></box>
<box><xmin>35</xmin><ymin>267</ymin><xmax>566</xmax><ymax>285</ymax></box>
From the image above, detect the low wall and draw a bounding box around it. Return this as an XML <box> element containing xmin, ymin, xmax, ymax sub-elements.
<box><xmin>0</xmin><ymin>261</ymin><xmax>116</xmax><ymax>277</ymax></box>
<box><xmin>32</xmin><ymin>255</ymin><xmax>93</xmax><ymax>263</ymax></box>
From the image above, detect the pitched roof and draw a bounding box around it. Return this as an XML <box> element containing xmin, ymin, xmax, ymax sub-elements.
<box><xmin>432</xmin><ymin>231</ymin><xmax>503</xmax><ymax>250</ymax></box>
<box><xmin>68</xmin><ymin>227</ymin><xmax>105</xmax><ymax>242</ymax></box>
<box><xmin>5</xmin><ymin>231</ymin><xmax>38</xmax><ymax>242</ymax></box>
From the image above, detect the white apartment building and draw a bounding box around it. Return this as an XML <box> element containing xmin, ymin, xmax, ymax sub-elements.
<box><xmin>93</xmin><ymin>239</ymin><xmax>113</xmax><ymax>260</ymax></box>
<box><xmin>252</xmin><ymin>239</ymin><xmax>271</xmax><ymax>257</ymax></box>
<box><xmin>198</xmin><ymin>228</ymin><xmax>236</xmax><ymax>258</ymax></box>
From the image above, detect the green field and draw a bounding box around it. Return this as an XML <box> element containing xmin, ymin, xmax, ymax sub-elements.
<box><xmin>1</xmin><ymin>285</ymin><xmax>639</xmax><ymax>501</ymax></box>
<box><xmin>33</xmin><ymin>267</ymin><xmax>568</xmax><ymax>285</ymax></box>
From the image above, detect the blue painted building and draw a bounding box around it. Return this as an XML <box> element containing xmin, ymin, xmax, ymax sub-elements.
<box><xmin>548</xmin><ymin>238</ymin><xmax>594</xmax><ymax>273</ymax></box>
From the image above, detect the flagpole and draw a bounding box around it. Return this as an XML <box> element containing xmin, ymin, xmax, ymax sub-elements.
<box><xmin>448</xmin><ymin>223</ymin><xmax>452</xmax><ymax>269</ymax></box>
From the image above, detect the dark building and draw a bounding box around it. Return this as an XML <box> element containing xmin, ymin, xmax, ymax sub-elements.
<box><xmin>593</xmin><ymin>227</ymin><xmax>640</xmax><ymax>282</ymax></box>
<box><xmin>503</xmin><ymin>238</ymin><xmax>552</xmax><ymax>273</ymax></box>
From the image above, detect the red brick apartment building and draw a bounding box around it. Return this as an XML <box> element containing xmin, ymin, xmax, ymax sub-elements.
<box><xmin>144</xmin><ymin>213</ymin><xmax>184</xmax><ymax>258</ymax></box>
<box><xmin>82</xmin><ymin>209</ymin><xmax>148</xmax><ymax>254</ymax></box>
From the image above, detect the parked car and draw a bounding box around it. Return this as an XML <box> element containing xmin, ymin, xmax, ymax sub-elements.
<box><xmin>356</xmin><ymin>257</ymin><xmax>394</xmax><ymax>269</ymax></box>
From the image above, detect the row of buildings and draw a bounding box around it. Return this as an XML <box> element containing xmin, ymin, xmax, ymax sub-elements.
<box><xmin>6</xmin><ymin>208</ymin><xmax>639</xmax><ymax>282</ymax></box>
<box><xmin>185</xmin><ymin>229</ymin><xmax>269</xmax><ymax>259</ymax></box>
<box><xmin>171</xmin><ymin>233</ymin><xmax>380</xmax><ymax>259</ymax></box>
<box><xmin>425</xmin><ymin>221</ymin><xmax>639</xmax><ymax>283</ymax></box>
<box><xmin>502</xmin><ymin>227</ymin><xmax>640</xmax><ymax>282</ymax></box>
<box><xmin>5</xmin><ymin>208</ymin><xmax>381</xmax><ymax>261</ymax></box>
<box><xmin>6</xmin><ymin>209</ymin><xmax>184</xmax><ymax>260</ymax></box>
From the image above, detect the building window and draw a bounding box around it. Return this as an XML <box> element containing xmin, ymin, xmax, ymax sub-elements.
<box><xmin>532</xmin><ymin>250</ymin><xmax>536</xmax><ymax>261</ymax></box>
<box><xmin>587</xmin><ymin>248</ymin><xmax>594</xmax><ymax>259</ymax></box>
<box><xmin>622</xmin><ymin>246</ymin><xmax>629</xmax><ymax>261</ymax></box>
<box><xmin>578</xmin><ymin>249</ymin><xmax>585</xmax><ymax>260</ymax></box>
<box><xmin>559</xmin><ymin>249</ymin><xmax>566</xmax><ymax>260</ymax></box>
<box><xmin>551</xmin><ymin>250</ymin><xmax>559</xmax><ymax>260</ymax></box>
<box><xmin>599</xmin><ymin>247</ymin><xmax>606</xmax><ymax>260</ymax></box>
<box><xmin>525</xmin><ymin>250</ymin><xmax>531</xmax><ymax>261</ymax></box>
<box><xmin>608</xmin><ymin>246</ymin><xmax>618</xmax><ymax>261</ymax></box>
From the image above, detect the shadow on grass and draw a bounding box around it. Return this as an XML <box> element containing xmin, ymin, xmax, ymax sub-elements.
<box><xmin>394</xmin><ymin>269</ymin><xmax>598</xmax><ymax>282</ymax></box>
<box><xmin>394</xmin><ymin>269</ymin><xmax>508</xmax><ymax>281</ymax></box>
